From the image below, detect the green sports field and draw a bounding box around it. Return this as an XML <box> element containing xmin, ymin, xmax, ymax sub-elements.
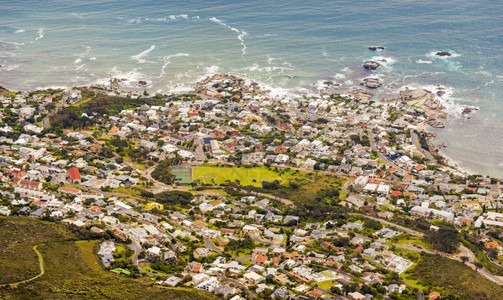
<box><xmin>193</xmin><ymin>165</ymin><xmax>288</xmax><ymax>187</ymax></box>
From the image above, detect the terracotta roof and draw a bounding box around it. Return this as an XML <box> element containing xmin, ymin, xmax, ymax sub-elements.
<box><xmin>68</xmin><ymin>167</ymin><xmax>81</xmax><ymax>181</ymax></box>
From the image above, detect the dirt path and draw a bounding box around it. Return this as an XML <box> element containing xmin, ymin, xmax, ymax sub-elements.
<box><xmin>0</xmin><ymin>245</ymin><xmax>45</xmax><ymax>288</ymax></box>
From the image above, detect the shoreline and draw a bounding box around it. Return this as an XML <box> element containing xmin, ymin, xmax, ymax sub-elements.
<box><xmin>0</xmin><ymin>71</ymin><xmax>487</xmax><ymax>177</ymax></box>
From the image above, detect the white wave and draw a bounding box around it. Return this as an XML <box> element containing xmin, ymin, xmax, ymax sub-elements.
<box><xmin>96</xmin><ymin>67</ymin><xmax>146</xmax><ymax>88</ymax></box>
<box><xmin>0</xmin><ymin>39</ymin><xmax>24</xmax><ymax>46</ymax></box>
<box><xmin>267</xmin><ymin>56</ymin><xmax>276</xmax><ymax>64</ymax></box>
<box><xmin>243</xmin><ymin>63</ymin><xmax>293</xmax><ymax>74</ymax></box>
<box><xmin>204</xmin><ymin>65</ymin><xmax>220</xmax><ymax>75</ymax></box>
<box><xmin>166</xmin><ymin>83</ymin><xmax>194</xmax><ymax>94</ymax></box>
<box><xmin>15</xmin><ymin>29</ymin><xmax>25</xmax><ymax>33</ymax></box>
<box><xmin>30</xmin><ymin>27</ymin><xmax>44</xmax><ymax>43</ymax></box>
<box><xmin>128</xmin><ymin>17</ymin><xmax>142</xmax><ymax>24</ymax></box>
<box><xmin>371</xmin><ymin>55</ymin><xmax>396</xmax><ymax>71</ymax></box>
<box><xmin>131</xmin><ymin>45</ymin><xmax>155</xmax><ymax>63</ymax></box>
<box><xmin>169</xmin><ymin>14</ymin><xmax>188</xmax><ymax>20</ymax></box>
<box><xmin>208</xmin><ymin>17</ymin><xmax>247</xmax><ymax>56</ymax></box>
<box><xmin>416</xmin><ymin>59</ymin><xmax>432</xmax><ymax>64</ymax></box>
<box><xmin>89</xmin><ymin>57</ymin><xmax>96</xmax><ymax>60</ymax></box>
<box><xmin>75</xmin><ymin>64</ymin><xmax>86</xmax><ymax>71</ymax></box>
<box><xmin>159</xmin><ymin>53</ymin><xmax>189</xmax><ymax>78</ymax></box>
<box><xmin>74</xmin><ymin>58</ymin><xmax>82</xmax><ymax>64</ymax></box>
<box><xmin>1</xmin><ymin>64</ymin><xmax>20</xmax><ymax>71</ymax></box>
<box><xmin>71</xmin><ymin>12</ymin><xmax>84</xmax><ymax>19</ymax></box>
<box><xmin>333</xmin><ymin>73</ymin><xmax>346</xmax><ymax>79</ymax></box>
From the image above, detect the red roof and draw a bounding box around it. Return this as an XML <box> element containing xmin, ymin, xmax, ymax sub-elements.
<box><xmin>391</xmin><ymin>191</ymin><xmax>402</xmax><ymax>196</ymax></box>
<box><xmin>68</xmin><ymin>167</ymin><xmax>81</xmax><ymax>181</ymax></box>
<box><xmin>253</xmin><ymin>254</ymin><xmax>267</xmax><ymax>263</ymax></box>
<box><xmin>308</xmin><ymin>290</ymin><xmax>324</xmax><ymax>298</ymax></box>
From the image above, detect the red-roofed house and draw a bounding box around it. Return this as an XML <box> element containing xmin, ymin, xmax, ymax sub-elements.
<box><xmin>391</xmin><ymin>191</ymin><xmax>402</xmax><ymax>197</ymax></box>
<box><xmin>308</xmin><ymin>289</ymin><xmax>324</xmax><ymax>298</ymax></box>
<box><xmin>251</xmin><ymin>254</ymin><xmax>267</xmax><ymax>265</ymax></box>
<box><xmin>68</xmin><ymin>167</ymin><xmax>81</xmax><ymax>184</ymax></box>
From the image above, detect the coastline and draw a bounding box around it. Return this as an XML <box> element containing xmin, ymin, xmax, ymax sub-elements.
<box><xmin>0</xmin><ymin>68</ymin><xmax>484</xmax><ymax>178</ymax></box>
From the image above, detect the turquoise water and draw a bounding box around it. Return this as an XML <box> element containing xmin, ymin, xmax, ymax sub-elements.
<box><xmin>0</xmin><ymin>0</ymin><xmax>502</xmax><ymax>177</ymax></box>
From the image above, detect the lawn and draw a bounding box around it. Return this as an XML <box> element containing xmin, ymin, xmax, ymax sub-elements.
<box><xmin>403</xmin><ymin>253</ymin><xmax>503</xmax><ymax>299</ymax></box>
<box><xmin>394</xmin><ymin>237</ymin><xmax>431</xmax><ymax>249</ymax></box>
<box><xmin>0</xmin><ymin>217</ymin><xmax>217</xmax><ymax>300</ymax></box>
<box><xmin>193</xmin><ymin>165</ymin><xmax>291</xmax><ymax>187</ymax></box>
<box><xmin>316</xmin><ymin>280</ymin><xmax>335</xmax><ymax>290</ymax></box>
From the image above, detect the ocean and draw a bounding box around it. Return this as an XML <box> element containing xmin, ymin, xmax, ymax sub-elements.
<box><xmin>0</xmin><ymin>0</ymin><xmax>502</xmax><ymax>177</ymax></box>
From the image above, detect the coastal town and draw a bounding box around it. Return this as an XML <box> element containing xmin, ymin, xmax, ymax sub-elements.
<box><xmin>0</xmin><ymin>73</ymin><xmax>502</xmax><ymax>300</ymax></box>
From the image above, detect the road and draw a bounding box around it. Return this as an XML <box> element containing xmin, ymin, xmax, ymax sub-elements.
<box><xmin>367</xmin><ymin>129</ymin><xmax>407</xmax><ymax>175</ymax></box>
<box><xmin>350</xmin><ymin>213</ymin><xmax>424</xmax><ymax>237</ymax></box>
<box><xmin>41</xmin><ymin>98</ymin><xmax>65</xmax><ymax>129</ymax></box>
<box><xmin>411</xmin><ymin>131</ymin><xmax>435</xmax><ymax>162</ymax></box>
<box><xmin>0</xmin><ymin>245</ymin><xmax>45</xmax><ymax>288</ymax></box>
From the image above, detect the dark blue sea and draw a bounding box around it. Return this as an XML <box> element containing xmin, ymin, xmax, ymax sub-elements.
<box><xmin>1</xmin><ymin>0</ymin><xmax>502</xmax><ymax>176</ymax></box>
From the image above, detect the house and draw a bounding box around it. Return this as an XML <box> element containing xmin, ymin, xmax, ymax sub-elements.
<box><xmin>215</xmin><ymin>285</ymin><xmax>239</xmax><ymax>298</ymax></box>
<box><xmin>347</xmin><ymin>291</ymin><xmax>366</xmax><ymax>300</ymax></box>
<box><xmin>250</xmin><ymin>253</ymin><xmax>267</xmax><ymax>265</ymax></box>
<box><xmin>68</xmin><ymin>167</ymin><xmax>82</xmax><ymax>184</ymax></box>
<box><xmin>193</xmin><ymin>247</ymin><xmax>211</xmax><ymax>259</ymax></box>
<box><xmin>243</xmin><ymin>271</ymin><xmax>263</xmax><ymax>284</ymax></box>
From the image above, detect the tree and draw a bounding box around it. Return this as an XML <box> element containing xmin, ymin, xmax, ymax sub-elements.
<box><xmin>460</xmin><ymin>256</ymin><xmax>469</xmax><ymax>264</ymax></box>
<box><xmin>423</xmin><ymin>221</ymin><xmax>459</xmax><ymax>253</ymax></box>
<box><xmin>474</xmin><ymin>262</ymin><xmax>483</xmax><ymax>272</ymax></box>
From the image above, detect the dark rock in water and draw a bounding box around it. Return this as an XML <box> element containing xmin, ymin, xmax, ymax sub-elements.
<box><xmin>436</xmin><ymin>91</ymin><xmax>446</xmax><ymax>97</ymax></box>
<box><xmin>462</xmin><ymin>107</ymin><xmax>478</xmax><ymax>114</ymax></box>
<box><xmin>368</xmin><ymin>46</ymin><xmax>385</xmax><ymax>51</ymax></box>
<box><xmin>361</xmin><ymin>77</ymin><xmax>383</xmax><ymax>89</ymax></box>
<box><xmin>436</xmin><ymin>51</ymin><xmax>452</xmax><ymax>57</ymax></box>
<box><xmin>138</xmin><ymin>80</ymin><xmax>147</xmax><ymax>86</ymax></box>
<box><xmin>363</xmin><ymin>61</ymin><xmax>380</xmax><ymax>70</ymax></box>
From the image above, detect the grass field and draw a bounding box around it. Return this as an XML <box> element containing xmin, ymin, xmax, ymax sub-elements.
<box><xmin>193</xmin><ymin>165</ymin><xmax>290</xmax><ymax>187</ymax></box>
<box><xmin>403</xmin><ymin>253</ymin><xmax>503</xmax><ymax>299</ymax></box>
<box><xmin>0</xmin><ymin>217</ymin><xmax>217</xmax><ymax>300</ymax></box>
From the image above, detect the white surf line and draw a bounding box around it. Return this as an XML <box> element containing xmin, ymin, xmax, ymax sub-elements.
<box><xmin>208</xmin><ymin>17</ymin><xmax>248</xmax><ymax>56</ymax></box>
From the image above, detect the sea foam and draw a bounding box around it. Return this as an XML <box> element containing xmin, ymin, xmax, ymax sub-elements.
<box><xmin>131</xmin><ymin>45</ymin><xmax>155</xmax><ymax>63</ymax></box>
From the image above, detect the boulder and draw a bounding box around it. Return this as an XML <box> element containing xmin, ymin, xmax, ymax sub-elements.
<box><xmin>436</xmin><ymin>90</ymin><xmax>446</xmax><ymax>97</ymax></box>
<box><xmin>368</xmin><ymin>46</ymin><xmax>385</xmax><ymax>51</ymax></box>
<box><xmin>348</xmin><ymin>89</ymin><xmax>374</xmax><ymax>102</ymax></box>
<box><xmin>462</xmin><ymin>106</ymin><xmax>478</xmax><ymax>114</ymax></box>
<box><xmin>435</xmin><ymin>51</ymin><xmax>452</xmax><ymax>57</ymax></box>
<box><xmin>138</xmin><ymin>80</ymin><xmax>147</xmax><ymax>86</ymax></box>
<box><xmin>363</xmin><ymin>61</ymin><xmax>380</xmax><ymax>70</ymax></box>
<box><xmin>361</xmin><ymin>77</ymin><xmax>383</xmax><ymax>89</ymax></box>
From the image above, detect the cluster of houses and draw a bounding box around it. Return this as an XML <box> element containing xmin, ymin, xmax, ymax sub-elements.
<box><xmin>0</xmin><ymin>78</ymin><xmax>502</xmax><ymax>299</ymax></box>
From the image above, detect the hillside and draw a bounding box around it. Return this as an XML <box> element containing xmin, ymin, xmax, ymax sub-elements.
<box><xmin>0</xmin><ymin>217</ymin><xmax>216</xmax><ymax>300</ymax></box>
<box><xmin>404</xmin><ymin>253</ymin><xmax>503</xmax><ymax>299</ymax></box>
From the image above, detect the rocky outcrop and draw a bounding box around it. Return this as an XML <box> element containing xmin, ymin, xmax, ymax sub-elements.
<box><xmin>138</xmin><ymin>80</ymin><xmax>147</xmax><ymax>86</ymax></box>
<box><xmin>435</xmin><ymin>51</ymin><xmax>452</xmax><ymax>57</ymax></box>
<box><xmin>361</xmin><ymin>77</ymin><xmax>383</xmax><ymax>89</ymax></box>
<box><xmin>195</xmin><ymin>74</ymin><xmax>265</xmax><ymax>95</ymax></box>
<box><xmin>363</xmin><ymin>61</ymin><xmax>380</xmax><ymax>70</ymax></box>
<box><xmin>398</xmin><ymin>88</ymin><xmax>447</xmax><ymax>121</ymax></box>
<box><xmin>348</xmin><ymin>89</ymin><xmax>374</xmax><ymax>102</ymax></box>
<box><xmin>368</xmin><ymin>46</ymin><xmax>384</xmax><ymax>51</ymax></box>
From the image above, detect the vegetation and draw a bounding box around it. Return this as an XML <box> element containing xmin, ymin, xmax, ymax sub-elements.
<box><xmin>423</xmin><ymin>222</ymin><xmax>459</xmax><ymax>253</ymax></box>
<box><xmin>405</xmin><ymin>253</ymin><xmax>503</xmax><ymax>299</ymax></box>
<box><xmin>0</xmin><ymin>217</ymin><xmax>216</xmax><ymax>299</ymax></box>
<box><xmin>154</xmin><ymin>191</ymin><xmax>194</xmax><ymax>209</ymax></box>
